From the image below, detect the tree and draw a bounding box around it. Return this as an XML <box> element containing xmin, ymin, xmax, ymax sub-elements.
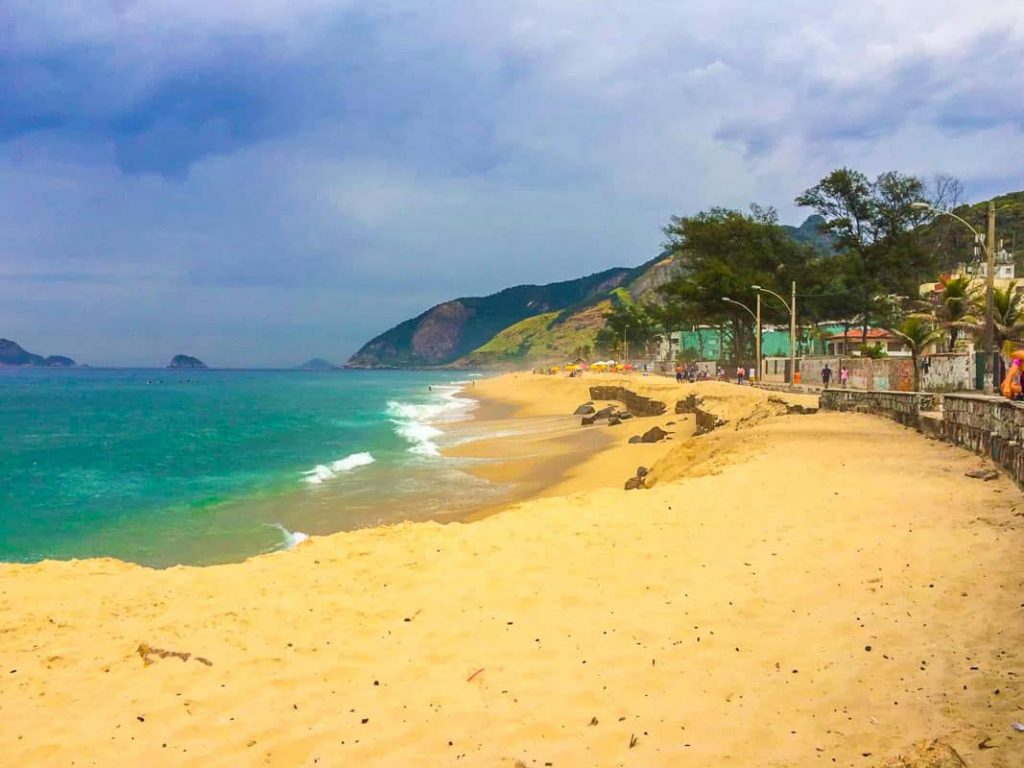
<box><xmin>991</xmin><ymin>281</ymin><xmax>1024</xmax><ymax>349</ymax></box>
<box><xmin>598</xmin><ymin>302</ymin><xmax>660</xmax><ymax>359</ymax></box>
<box><xmin>795</xmin><ymin>168</ymin><xmax>933</xmax><ymax>339</ymax></box>
<box><xmin>658</xmin><ymin>205</ymin><xmax>818</xmax><ymax>361</ymax></box>
<box><xmin>889</xmin><ymin>316</ymin><xmax>943</xmax><ymax>391</ymax></box>
<box><xmin>932</xmin><ymin>275</ymin><xmax>981</xmax><ymax>351</ymax></box>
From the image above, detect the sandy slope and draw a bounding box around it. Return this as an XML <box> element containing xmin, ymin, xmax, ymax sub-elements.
<box><xmin>1</xmin><ymin>374</ymin><xmax>1022</xmax><ymax>767</ymax></box>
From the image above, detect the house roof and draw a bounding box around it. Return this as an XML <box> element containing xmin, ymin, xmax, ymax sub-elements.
<box><xmin>825</xmin><ymin>328</ymin><xmax>901</xmax><ymax>342</ymax></box>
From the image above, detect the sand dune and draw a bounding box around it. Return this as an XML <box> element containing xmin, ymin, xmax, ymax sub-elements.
<box><xmin>1</xmin><ymin>374</ymin><xmax>1022</xmax><ymax>766</ymax></box>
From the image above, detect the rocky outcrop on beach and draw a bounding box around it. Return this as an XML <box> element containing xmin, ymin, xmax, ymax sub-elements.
<box><xmin>0</xmin><ymin>338</ymin><xmax>77</xmax><ymax>367</ymax></box>
<box><xmin>168</xmin><ymin>354</ymin><xmax>208</xmax><ymax>369</ymax></box>
<box><xmin>579</xmin><ymin>403</ymin><xmax>635</xmax><ymax>426</ymax></box>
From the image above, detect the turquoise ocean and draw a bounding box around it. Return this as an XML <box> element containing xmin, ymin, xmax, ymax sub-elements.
<box><xmin>0</xmin><ymin>369</ymin><xmax>500</xmax><ymax>567</ymax></box>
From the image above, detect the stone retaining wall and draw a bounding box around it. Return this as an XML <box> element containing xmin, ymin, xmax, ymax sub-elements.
<box><xmin>819</xmin><ymin>389</ymin><xmax>937</xmax><ymax>428</ymax></box>
<box><xmin>588</xmin><ymin>386</ymin><xmax>667</xmax><ymax>417</ymax></box>
<box><xmin>941</xmin><ymin>395</ymin><xmax>1024</xmax><ymax>484</ymax></box>
<box><xmin>820</xmin><ymin>388</ymin><xmax>1024</xmax><ymax>487</ymax></box>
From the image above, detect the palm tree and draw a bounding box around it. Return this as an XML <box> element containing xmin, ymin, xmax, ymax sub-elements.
<box><xmin>934</xmin><ymin>275</ymin><xmax>981</xmax><ymax>351</ymax></box>
<box><xmin>992</xmin><ymin>281</ymin><xmax>1024</xmax><ymax>349</ymax></box>
<box><xmin>889</xmin><ymin>315</ymin><xmax>943</xmax><ymax>392</ymax></box>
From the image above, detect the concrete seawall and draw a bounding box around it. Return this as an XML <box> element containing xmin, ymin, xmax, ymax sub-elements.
<box><xmin>588</xmin><ymin>386</ymin><xmax>667</xmax><ymax>417</ymax></box>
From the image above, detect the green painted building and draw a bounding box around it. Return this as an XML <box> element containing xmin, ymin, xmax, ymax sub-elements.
<box><xmin>669</xmin><ymin>324</ymin><xmax>848</xmax><ymax>361</ymax></box>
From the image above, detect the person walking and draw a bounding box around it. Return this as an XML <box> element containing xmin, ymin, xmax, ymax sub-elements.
<box><xmin>839</xmin><ymin>365</ymin><xmax>849</xmax><ymax>388</ymax></box>
<box><xmin>821</xmin><ymin>363</ymin><xmax>833</xmax><ymax>389</ymax></box>
<box><xmin>736</xmin><ymin>365</ymin><xmax>745</xmax><ymax>385</ymax></box>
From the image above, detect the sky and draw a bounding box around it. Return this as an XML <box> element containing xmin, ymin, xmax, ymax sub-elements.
<box><xmin>2</xmin><ymin>1</ymin><xmax>1023</xmax><ymax>367</ymax></box>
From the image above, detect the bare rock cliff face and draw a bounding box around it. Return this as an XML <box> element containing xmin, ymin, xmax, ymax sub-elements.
<box><xmin>410</xmin><ymin>302</ymin><xmax>475</xmax><ymax>363</ymax></box>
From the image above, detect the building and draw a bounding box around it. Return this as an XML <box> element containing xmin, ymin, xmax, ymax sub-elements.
<box><xmin>824</xmin><ymin>328</ymin><xmax>912</xmax><ymax>357</ymax></box>
<box><xmin>919</xmin><ymin>241</ymin><xmax>1018</xmax><ymax>297</ymax></box>
<box><xmin>658</xmin><ymin>323</ymin><xmax>849</xmax><ymax>361</ymax></box>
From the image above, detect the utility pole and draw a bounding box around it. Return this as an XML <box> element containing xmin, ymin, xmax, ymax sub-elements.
<box><xmin>755</xmin><ymin>292</ymin><xmax>762</xmax><ymax>383</ymax></box>
<box><xmin>790</xmin><ymin>281</ymin><xmax>797</xmax><ymax>385</ymax></box>
<box><xmin>986</xmin><ymin>200</ymin><xmax>996</xmax><ymax>390</ymax></box>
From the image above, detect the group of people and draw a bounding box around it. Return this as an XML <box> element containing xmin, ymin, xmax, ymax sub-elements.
<box><xmin>819</xmin><ymin>363</ymin><xmax>849</xmax><ymax>389</ymax></box>
<box><xmin>735</xmin><ymin>365</ymin><xmax>755</xmax><ymax>384</ymax></box>
<box><xmin>674</xmin><ymin>364</ymin><xmax>733</xmax><ymax>383</ymax></box>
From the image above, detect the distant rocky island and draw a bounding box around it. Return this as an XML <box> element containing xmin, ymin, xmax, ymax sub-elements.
<box><xmin>0</xmin><ymin>338</ymin><xmax>77</xmax><ymax>367</ymax></box>
<box><xmin>296</xmin><ymin>358</ymin><xmax>341</xmax><ymax>371</ymax></box>
<box><xmin>168</xmin><ymin>354</ymin><xmax>208</xmax><ymax>369</ymax></box>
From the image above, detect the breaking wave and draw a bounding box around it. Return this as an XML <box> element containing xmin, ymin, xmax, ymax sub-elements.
<box><xmin>386</xmin><ymin>384</ymin><xmax>477</xmax><ymax>457</ymax></box>
<box><xmin>266</xmin><ymin>523</ymin><xmax>309</xmax><ymax>550</ymax></box>
<box><xmin>301</xmin><ymin>451</ymin><xmax>375</xmax><ymax>484</ymax></box>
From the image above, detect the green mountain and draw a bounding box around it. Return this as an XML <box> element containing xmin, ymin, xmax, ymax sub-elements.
<box><xmin>0</xmin><ymin>338</ymin><xmax>77</xmax><ymax>367</ymax></box>
<box><xmin>346</xmin><ymin>266</ymin><xmax>646</xmax><ymax>368</ymax></box>
<box><xmin>918</xmin><ymin>191</ymin><xmax>1024</xmax><ymax>273</ymax></box>
<box><xmin>781</xmin><ymin>215</ymin><xmax>835</xmax><ymax>255</ymax></box>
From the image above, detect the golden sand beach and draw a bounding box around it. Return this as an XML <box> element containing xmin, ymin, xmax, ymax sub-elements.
<box><xmin>2</xmin><ymin>374</ymin><xmax>1022</xmax><ymax>767</ymax></box>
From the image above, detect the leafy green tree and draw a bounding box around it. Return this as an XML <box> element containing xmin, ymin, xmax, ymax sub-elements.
<box><xmin>658</xmin><ymin>206</ymin><xmax>818</xmax><ymax>361</ymax></box>
<box><xmin>795</xmin><ymin>168</ymin><xmax>932</xmax><ymax>339</ymax></box>
<box><xmin>598</xmin><ymin>303</ymin><xmax>660</xmax><ymax>359</ymax></box>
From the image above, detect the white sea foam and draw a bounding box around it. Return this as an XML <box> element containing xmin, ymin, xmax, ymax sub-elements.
<box><xmin>386</xmin><ymin>384</ymin><xmax>477</xmax><ymax>457</ymax></box>
<box><xmin>266</xmin><ymin>523</ymin><xmax>309</xmax><ymax>550</ymax></box>
<box><xmin>302</xmin><ymin>451</ymin><xmax>375</xmax><ymax>484</ymax></box>
<box><xmin>330</xmin><ymin>451</ymin><xmax>375</xmax><ymax>472</ymax></box>
<box><xmin>394</xmin><ymin>420</ymin><xmax>444</xmax><ymax>456</ymax></box>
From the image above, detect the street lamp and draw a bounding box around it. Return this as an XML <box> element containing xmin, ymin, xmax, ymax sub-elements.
<box><xmin>722</xmin><ymin>297</ymin><xmax>761</xmax><ymax>380</ymax></box>
<box><xmin>912</xmin><ymin>200</ymin><xmax>996</xmax><ymax>389</ymax></box>
<box><xmin>753</xmin><ymin>282</ymin><xmax>797</xmax><ymax>385</ymax></box>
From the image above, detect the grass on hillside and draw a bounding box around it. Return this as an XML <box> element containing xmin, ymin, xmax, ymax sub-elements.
<box><xmin>459</xmin><ymin>301</ymin><xmax>613</xmax><ymax>365</ymax></box>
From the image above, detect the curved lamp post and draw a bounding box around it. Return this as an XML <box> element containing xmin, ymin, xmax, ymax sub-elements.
<box><xmin>753</xmin><ymin>283</ymin><xmax>796</xmax><ymax>384</ymax></box>
<box><xmin>723</xmin><ymin>297</ymin><xmax>761</xmax><ymax>380</ymax></box>
<box><xmin>912</xmin><ymin>200</ymin><xmax>996</xmax><ymax>389</ymax></box>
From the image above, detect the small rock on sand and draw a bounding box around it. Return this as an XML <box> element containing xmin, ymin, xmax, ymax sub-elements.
<box><xmin>965</xmin><ymin>468</ymin><xmax>1000</xmax><ymax>481</ymax></box>
<box><xmin>641</xmin><ymin>426</ymin><xmax>668</xmax><ymax>443</ymax></box>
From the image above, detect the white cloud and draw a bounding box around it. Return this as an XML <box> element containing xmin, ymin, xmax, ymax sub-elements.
<box><xmin>2</xmin><ymin>0</ymin><xmax>1024</xmax><ymax>364</ymax></box>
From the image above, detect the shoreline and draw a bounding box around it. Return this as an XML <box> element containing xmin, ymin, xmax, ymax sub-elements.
<box><xmin>2</xmin><ymin>374</ymin><xmax>1022</xmax><ymax>766</ymax></box>
<box><xmin>447</xmin><ymin>373</ymin><xmax>687</xmax><ymax>521</ymax></box>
